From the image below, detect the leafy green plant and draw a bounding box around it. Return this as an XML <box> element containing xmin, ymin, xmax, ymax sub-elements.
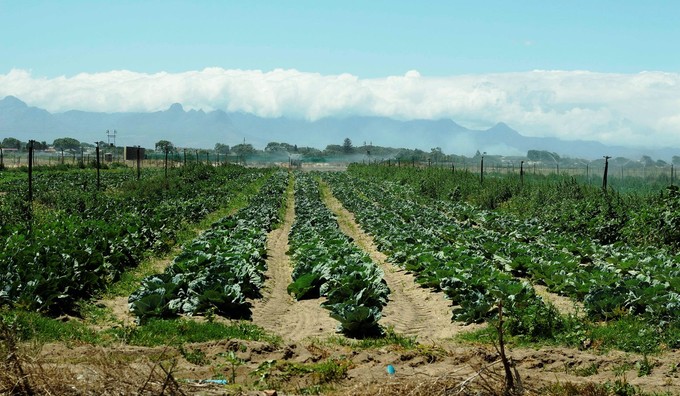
<box><xmin>287</xmin><ymin>173</ymin><xmax>388</xmax><ymax>337</ymax></box>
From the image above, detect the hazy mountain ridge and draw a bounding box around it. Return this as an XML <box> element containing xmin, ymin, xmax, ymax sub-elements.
<box><xmin>0</xmin><ymin>96</ymin><xmax>677</xmax><ymax>160</ymax></box>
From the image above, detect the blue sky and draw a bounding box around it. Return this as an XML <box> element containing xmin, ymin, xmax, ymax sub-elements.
<box><xmin>1</xmin><ymin>1</ymin><xmax>680</xmax><ymax>149</ymax></box>
<box><xmin>2</xmin><ymin>0</ymin><xmax>678</xmax><ymax>77</ymax></box>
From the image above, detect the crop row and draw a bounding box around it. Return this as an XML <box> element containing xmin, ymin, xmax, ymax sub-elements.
<box><xmin>129</xmin><ymin>170</ymin><xmax>290</xmax><ymax>323</ymax></box>
<box><xmin>0</xmin><ymin>164</ymin><xmax>267</xmax><ymax>314</ymax></box>
<box><xmin>327</xmin><ymin>171</ymin><xmax>679</xmax><ymax>332</ymax></box>
<box><xmin>324</xmin><ymin>172</ymin><xmax>571</xmax><ymax>338</ymax></box>
<box><xmin>287</xmin><ymin>172</ymin><xmax>389</xmax><ymax>337</ymax></box>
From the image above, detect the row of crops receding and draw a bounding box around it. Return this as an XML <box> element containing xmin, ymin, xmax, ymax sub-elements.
<box><xmin>129</xmin><ymin>170</ymin><xmax>290</xmax><ymax>323</ymax></box>
<box><xmin>0</xmin><ymin>164</ymin><xmax>270</xmax><ymax>314</ymax></box>
<box><xmin>324</xmin><ymin>167</ymin><xmax>680</xmax><ymax>348</ymax></box>
<box><xmin>2</xmin><ymin>162</ymin><xmax>679</xmax><ymax>350</ymax></box>
<box><xmin>287</xmin><ymin>172</ymin><xmax>389</xmax><ymax>337</ymax></box>
<box><xmin>347</xmin><ymin>163</ymin><xmax>680</xmax><ymax>252</ymax></box>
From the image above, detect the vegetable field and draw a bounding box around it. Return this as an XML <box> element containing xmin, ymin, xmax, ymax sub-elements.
<box><xmin>1</xmin><ymin>161</ymin><xmax>680</xmax><ymax>394</ymax></box>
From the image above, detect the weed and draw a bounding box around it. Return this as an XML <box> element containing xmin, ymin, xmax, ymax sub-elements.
<box><xmin>636</xmin><ymin>355</ymin><xmax>653</xmax><ymax>377</ymax></box>
<box><xmin>572</xmin><ymin>362</ymin><xmax>600</xmax><ymax>377</ymax></box>
<box><xmin>613</xmin><ymin>362</ymin><xmax>633</xmax><ymax>377</ymax></box>
<box><xmin>179</xmin><ymin>345</ymin><xmax>208</xmax><ymax>366</ymax></box>
<box><xmin>217</xmin><ymin>350</ymin><xmax>245</xmax><ymax>384</ymax></box>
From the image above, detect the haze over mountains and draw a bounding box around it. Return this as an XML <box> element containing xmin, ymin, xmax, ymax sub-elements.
<box><xmin>1</xmin><ymin>95</ymin><xmax>677</xmax><ymax>160</ymax></box>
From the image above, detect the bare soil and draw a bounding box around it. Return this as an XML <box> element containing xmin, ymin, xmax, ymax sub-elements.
<box><xmin>250</xmin><ymin>185</ymin><xmax>340</xmax><ymax>341</ymax></box>
<box><xmin>8</xmin><ymin>178</ymin><xmax>679</xmax><ymax>395</ymax></box>
<box><xmin>11</xmin><ymin>336</ymin><xmax>680</xmax><ymax>395</ymax></box>
<box><xmin>533</xmin><ymin>284</ymin><xmax>584</xmax><ymax>317</ymax></box>
<box><xmin>319</xmin><ymin>181</ymin><xmax>482</xmax><ymax>341</ymax></box>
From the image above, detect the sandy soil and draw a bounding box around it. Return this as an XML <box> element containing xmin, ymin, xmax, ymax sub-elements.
<box><xmin>249</xmin><ymin>184</ymin><xmax>340</xmax><ymax>342</ymax></box>
<box><xmin>533</xmin><ymin>284</ymin><xmax>584</xmax><ymax>317</ymax></box>
<box><xmin>17</xmin><ymin>336</ymin><xmax>680</xmax><ymax>395</ymax></box>
<box><xmin>11</xmin><ymin>177</ymin><xmax>678</xmax><ymax>395</ymax></box>
<box><xmin>319</xmin><ymin>181</ymin><xmax>483</xmax><ymax>341</ymax></box>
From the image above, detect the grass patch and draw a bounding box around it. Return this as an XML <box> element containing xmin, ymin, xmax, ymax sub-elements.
<box><xmin>108</xmin><ymin>318</ymin><xmax>281</xmax><ymax>347</ymax></box>
<box><xmin>456</xmin><ymin>313</ymin><xmax>677</xmax><ymax>356</ymax></box>
<box><xmin>325</xmin><ymin>326</ymin><xmax>419</xmax><ymax>350</ymax></box>
<box><xmin>584</xmin><ymin>317</ymin><xmax>668</xmax><ymax>354</ymax></box>
<box><xmin>252</xmin><ymin>357</ymin><xmax>351</xmax><ymax>391</ymax></box>
<box><xmin>1</xmin><ymin>309</ymin><xmax>279</xmax><ymax>348</ymax></box>
<box><xmin>77</xmin><ymin>301</ymin><xmax>117</xmax><ymax>325</ymax></box>
<box><xmin>0</xmin><ymin>309</ymin><xmax>104</xmax><ymax>345</ymax></box>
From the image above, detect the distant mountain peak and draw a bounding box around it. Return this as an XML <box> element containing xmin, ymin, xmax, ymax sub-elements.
<box><xmin>0</xmin><ymin>95</ymin><xmax>28</xmax><ymax>108</ymax></box>
<box><xmin>486</xmin><ymin>122</ymin><xmax>521</xmax><ymax>136</ymax></box>
<box><xmin>489</xmin><ymin>121</ymin><xmax>511</xmax><ymax>130</ymax></box>
<box><xmin>167</xmin><ymin>103</ymin><xmax>184</xmax><ymax>112</ymax></box>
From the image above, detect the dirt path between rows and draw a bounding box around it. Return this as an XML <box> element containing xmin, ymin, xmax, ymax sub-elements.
<box><xmin>532</xmin><ymin>284</ymin><xmax>583</xmax><ymax>317</ymax></box>
<box><xmin>319</xmin><ymin>181</ymin><xmax>480</xmax><ymax>341</ymax></box>
<box><xmin>249</xmin><ymin>183</ymin><xmax>340</xmax><ymax>342</ymax></box>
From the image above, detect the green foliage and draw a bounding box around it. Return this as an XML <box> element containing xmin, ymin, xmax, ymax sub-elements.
<box><xmin>287</xmin><ymin>273</ymin><xmax>322</xmax><ymax>299</ymax></box>
<box><xmin>128</xmin><ymin>171</ymin><xmax>289</xmax><ymax>322</ymax></box>
<box><xmin>0</xmin><ymin>165</ymin><xmax>268</xmax><ymax>314</ymax></box>
<box><xmin>52</xmin><ymin>137</ymin><xmax>81</xmax><ymax>151</ymax></box>
<box><xmin>329</xmin><ymin>166</ymin><xmax>679</xmax><ymax>348</ymax></box>
<box><xmin>287</xmin><ymin>173</ymin><xmax>388</xmax><ymax>337</ymax></box>
<box><xmin>154</xmin><ymin>139</ymin><xmax>174</xmax><ymax>153</ymax></box>
<box><xmin>116</xmin><ymin>318</ymin><xmax>279</xmax><ymax>347</ymax></box>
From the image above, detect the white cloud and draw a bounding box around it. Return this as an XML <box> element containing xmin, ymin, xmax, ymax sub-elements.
<box><xmin>1</xmin><ymin>68</ymin><xmax>679</xmax><ymax>149</ymax></box>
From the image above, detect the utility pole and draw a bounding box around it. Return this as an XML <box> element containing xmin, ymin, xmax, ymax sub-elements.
<box><xmin>95</xmin><ymin>142</ymin><xmax>101</xmax><ymax>190</ymax></box>
<box><xmin>602</xmin><ymin>156</ymin><xmax>611</xmax><ymax>191</ymax></box>
<box><xmin>28</xmin><ymin>140</ymin><xmax>34</xmax><ymax>202</ymax></box>
<box><xmin>136</xmin><ymin>146</ymin><xmax>141</xmax><ymax>180</ymax></box>
<box><xmin>480</xmin><ymin>156</ymin><xmax>484</xmax><ymax>184</ymax></box>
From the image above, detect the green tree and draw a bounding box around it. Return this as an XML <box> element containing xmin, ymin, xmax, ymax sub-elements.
<box><xmin>640</xmin><ymin>155</ymin><xmax>655</xmax><ymax>167</ymax></box>
<box><xmin>232</xmin><ymin>143</ymin><xmax>255</xmax><ymax>157</ymax></box>
<box><xmin>265</xmin><ymin>142</ymin><xmax>295</xmax><ymax>153</ymax></box>
<box><xmin>155</xmin><ymin>140</ymin><xmax>175</xmax><ymax>153</ymax></box>
<box><xmin>2</xmin><ymin>137</ymin><xmax>22</xmax><ymax>150</ymax></box>
<box><xmin>32</xmin><ymin>141</ymin><xmax>49</xmax><ymax>150</ymax></box>
<box><xmin>53</xmin><ymin>137</ymin><xmax>81</xmax><ymax>152</ymax></box>
<box><xmin>214</xmin><ymin>143</ymin><xmax>230</xmax><ymax>154</ymax></box>
<box><xmin>430</xmin><ymin>147</ymin><xmax>445</xmax><ymax>163</ymax></box>
<box><xmin>343</xmin><ymin>138</ymin><xmax>353</xmax><ymax>154</ymax></box>
<box><xmin>324</xmin><ymin>144</ymin><xmax>343</xmax><ymax>155</ymax></box>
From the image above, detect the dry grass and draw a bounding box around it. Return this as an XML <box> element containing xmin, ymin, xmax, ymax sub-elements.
<box><xmin>337</xmin><ymin>358</ymin><xmax>538</xmax><ymax>396</ymax></box>
<box><xmin>1</xmin><ymin>319</ymin><xmax>188</xmax><ymax>395</ymax></box>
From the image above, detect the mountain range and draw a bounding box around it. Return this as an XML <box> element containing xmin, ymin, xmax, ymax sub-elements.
<box><xmin>1</xmin><ymin>95</ymin><xmax>677</xmax><ymax>160</ymax></box>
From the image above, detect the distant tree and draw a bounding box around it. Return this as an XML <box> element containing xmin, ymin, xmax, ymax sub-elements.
<box><xmin>53</xmin><ymin>137</ymin><xmax>81</xmax><ymax>152</ymax></box>
<box><xmin>32</xmin><ymin>141</ymin><xmax>49</xmax><ymax>150</ymax></box>
<box><xmin>297</xmin><ymin>146</ymin><xmax>322</xmax><ymax>156</ymax></box>
<box><xmin>155</xmin><ymin>140</ymin><xmax>175</xmax><ymax>153</ymax></box>
<box><xmin>214</xmin><ymin>143</ymin><xmax>230</xmax><ymax>154</ymax></box>
<box><xmin>2</xmin><ymin>137</ymin><xmax>22</xmax><ymax>150</ymax></box>
<box><xmin>430</xmin><ymin>147</ymin><xmax>445</xmax><ymax>163</ymax></box>
<box><xmin>342</xmin><ymin>138</ymin><xmax>353</xmax><ymax>154</ymax></box>
<box><xmin>323</xmin><ymin>144</ymin><xmax>342</xmax><ymax>155</ymax></box>
<box><xmin>232</xmin><ymin>143</ymin><xmax>256</xmax><ymax>157</ymax></box>
<box><xmin>640</xmin><ymin>155</ymin><xmax>655</xmax><ymax>167</ymax></box>
<box><xmin>672</xmin><ymin>156</ymin><xmax>680</xmax><ymax>165</ymax></box>
<box><xmin>265</xmin><ymin>142</ymin><xmax>294</xmax><ymax>153</ymax></box>
<box><xmin>413</xmin><ymin>149</ymin><xmax>426</xmax><ymax>161</ymax></box>
<box><xmin>656</xmin><ymin>159</ymin><xmax>668</xmax><ymax>167</ymax></box>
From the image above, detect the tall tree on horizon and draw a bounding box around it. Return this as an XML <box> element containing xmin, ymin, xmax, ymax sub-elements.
<box><xmin>343</xmin><ymin>138</ymin><xmax>353</xmax><ymax>154</ymax></box>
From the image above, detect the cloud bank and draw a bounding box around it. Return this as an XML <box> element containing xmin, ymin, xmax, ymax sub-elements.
<box><xmin>1</xmin><ymin>68</ymin><xmax>679</xmax><ymax>149</ymax></box>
